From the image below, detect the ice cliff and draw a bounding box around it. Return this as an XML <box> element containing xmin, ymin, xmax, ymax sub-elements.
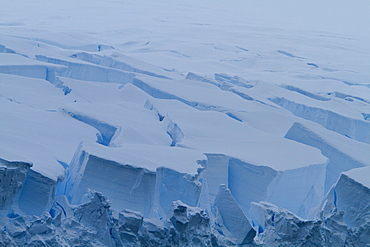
<box><xmin>1</xmin><ymin>0</ymin><xmax>370</xmax><ymax>245</ymax></box>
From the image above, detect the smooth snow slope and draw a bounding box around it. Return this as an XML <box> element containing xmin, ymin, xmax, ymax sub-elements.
<box><xmin>0</xmin><ymin>0</ymin><xmax>370</xmax><ymax>245</ymax></box>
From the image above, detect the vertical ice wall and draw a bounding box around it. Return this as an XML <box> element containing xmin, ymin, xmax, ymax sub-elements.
<box><xmin>264</xmin><ymin>163</ymin><xmax>326</xmax><ymax>219</ymax></box>
<box><xmin>18</xmin><ymin>170</ymin><xmax>59</xmax><ymax>216</ymax></box>
<box><xmin>271</xmin><ymin>97</ymin><xmax>370</xmax><ymax>144</ymax></box>
<box><xmin>65</xmin><ymin>148</ymin><xmax>156</xmax><ymax>216</ymax></box>
<box><xmin>0</xmin><ymin>54</ymin><xmax>67</xmax><ymax>92</ymax></box>
<box><xmin>35</xmin><ymin>55</ymin><xmax>135</xmax><ymax>85</ymax></box>
<box><xmin>202</xmin><ymin>154</ymin><xmax>326</xmax><ymax>220</ymax></box>
<box><xmin>0</xmin><ymin>134</ymin><xmax>64</xmax><ymax>217</ymax></box>
<box><xmin>214</xmin><ymin>185</ymin><xmax>256</xmax><ymax>244</ymax></box>
<box><xmin>228</xmin><ymin>158</ymin><xmax>277</xmax><ymax>215</ymax></box>
<box><xmin>203</xmin><ymin>154</ymin><xmax>229</xmax><ymax>199</ymax></box>
<box><xmin>154</xmin><ymin>167</ymin><xmax>201</xmax><ymax>217</ymax></box>
<box><xmin>0</xmin><ymin>158</ymin><xmax>31</xmax><ymax>214</ymax></box>
<box><xmin>285</xmin><ymin>122</ymin><xmax>368</xmax><ymax>192</ymax></box>
<box><xmin>322</xmin><ymin>167</ymin><xmax>370</xmax><ymax>228</ymax></box>
<box><xmin>63</xmin><ymin>141</ymin><xmax>205</xmax><ymax>218</ymax></box>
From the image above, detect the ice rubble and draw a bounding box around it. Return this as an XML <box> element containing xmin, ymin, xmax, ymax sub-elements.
<box><xmin>0</xmin><ymin>191</ymin><xmax>223</xmax><ymax>246</ymax></box>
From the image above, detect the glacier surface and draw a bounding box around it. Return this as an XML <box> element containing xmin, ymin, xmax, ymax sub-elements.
<box><xmin>1</xmin><ymin>0</ymin><xmax>370</xmax><ymax>245</ymax></box>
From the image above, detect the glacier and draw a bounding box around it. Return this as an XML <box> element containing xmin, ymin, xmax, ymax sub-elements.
<box><xmin>1</xmin><ymin>0</ymin><xmax>370</xmax><ymax>245</ymax></box>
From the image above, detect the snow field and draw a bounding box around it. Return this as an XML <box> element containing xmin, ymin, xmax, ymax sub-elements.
<box><xmin>1</xmin><ymin>0</ymin><xmax>370</xmax><ymax>245</ymax></box>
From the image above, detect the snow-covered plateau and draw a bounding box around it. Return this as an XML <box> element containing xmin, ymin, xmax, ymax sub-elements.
<box><xmin>1</xmin><ymin>0</ymin><xmax>370</xmax><ymax>246</ymax></box>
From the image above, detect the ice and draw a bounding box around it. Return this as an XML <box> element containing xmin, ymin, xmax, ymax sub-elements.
<box><xmin>281</xmin><ymin>84</ymin><xmax>331</xmax><ymax>101</ymax></box>
<box><xmin>57</xmin><ymin>76</ymin><xmax>153</xmax><ymax>106</ymax></box>
<box><xmin>264</xmin><ymin>163</ymin><xmax>326</xmax><ymax>219</ymax></box>
<box><xmin>227</xmin><ymin>158</ymin><xmax>277</xmax><ymax>215</ymax></box>
<box><xmin>0</xmin><ymin>98</ymin><xmax>97</xmax><ymax>169</ymax></box>
<box><xmin>64</xmin><ymin>143</ymin><xmax>156</xmax><ymax>217</ymax></box>
<box><xmin>63</xmin><ymin>109</ymin><xmax>118</xmax><ymax>146</ymax></box>
<box><xmin>0</xmin><ymin>145</ymin><xmax>61</xmax><ymax>218</ymax></box>
<box><xmin>0</xmin><ymin>157</ymin><xmax>31</xmax><ymax>214</ymax></box>
<box><xmin>214</xmin><ymin>185</ymin><xmax>256</xmax><ymax>244</ymax></box>
<box><xmin>0</xmin><ymin>73</ymin><xmax>69</xmax><ymax>110</ymax></box>
<box><xmin>146</xmin><ymin>98</ymin><xmax>327</xmax><ymax>171</ymax></box>
<box><xmin>145</xmin><ymin>98</ymin><xmax>330</xmax><ymax>217</ymax></box>
<box><xmin>139</xmin><ymin>218</ymin><xmax>169</xmax><ymax>246</ymax></box>
<box><xmin>64</xmin><ymin>141</ymin><xmax>205</xmax><ymax>217</ymax></box>
<box><xmin>60</xmin><ymin>101</ymin><xmax>172</xmax><ymax>147</ymax></box>
<box><xmin>202</xmin><ymin>154</ymin><xmax>229</xmax><ymax>199</ymax></box>
<box><xmin>168</xmin><ymin>200</ymin><xmax>212</xmax><ymax>246</ymax></box>
<box><xmin>271</xmin><ymin>96</ymin><xmax>370</xmax><ymax>144</ymax></box>
<box><xmin>73</xmin><ymin>191</ymin><xmax>113</xmax><ymax>246</ymax></box>
<box><xmin>155</xmin><ymin>167</ymin><xmax>202</xmax><ymax>217</ymax></box>
<box><xmin>0</xmin><ymin>53</ymin><xmax>67</xmax><ymax>91</ymax></box>
<box><xmin>118</xmin><ymin>209</ymin><xmax>143</xmax><ymax>235</ymax></box>
<box><xmin>285</xmin><ymin>121</ymin><xmax>370</xmax><ymax>192</ymax></box>
<box><xmin>0</xmin><ymin>133</ymin><xmax>65</xmax><ymax>216</ymax></box>
<box><xmin>18</xmin><ymin>169</ymin><xmax>60</xmax><ymax>216</ymax></box>
<box><xmin>1</xmin><ymin>0</ymin><xmax>370</xmax><ymax>245</ymax></box>
<box><xmin>0</xmin><ymin>53</ymin><xmax>65</xmax><ymax>69</ymax></box>
<box><xmin>203</xmin><ymin>153</ymin><xmax>324</xmax><ymax>220</ymax></box>
<box><xmin>344</xmin><ymin>166</ymin><xmax>370</xmax><ymax>190</ymax></box>
<box><xmin>250</xmin><ymin>201</ymin><xmax>305</xmax><ymax>233</ymax></box>
<box><xmin>71</xmin><ymin>51</ymin><xmax>174</xmax><ymax>80</ymax></box>
<box><xmin>36</xmin><ymin>55</ymin><xmax>135</xmax><ymax>85</ymax></box>
<box><xmin>250</xmin><ymin>201</ymin><xmax>325</xmax><ymax>246</ymax></box>
<box><xmin>322</xmin><ymin>167</ymin><xmax>370</xmax><ymax>228</ymax></box>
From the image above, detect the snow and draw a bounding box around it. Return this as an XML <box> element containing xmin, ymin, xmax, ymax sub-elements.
<box><xmin>63</xmin><ymin>141</ymin><xmax>205</xmax><ymax>217</ymax></box>
<box><xmin>146</xmin><ymin>98</ymin><xmax>328</xmax><ymax>171</ymax></box>
<box><xmin>0</xmin><ymin>98</ymin><xmax>97</xmax><ymax>178</ymax></box>
<box><xmin>60</xmin><ymin>101</ymin><xmax>172</xmax><ymax>147</ymax></box>
<box><xmin>73</xmin><ymin>141</ymin><xmax>205</xmax><ymax>175</ymax></box>
<box><xmin>0</xmin><ymin>132</ymin><xmax>64</xmax><ymax>182</ymax></box>
<box><xmin>285</xmin><ymin>121</ymin><xmax>370</xmax><ymax>192</ymax></box>
<box><xmin>1</xmin><ymin>0</ymin><xmax>370</xmax><ymax>245</ymax></box>
<box><xmin>0</xmin><ymin>74</ymin><xmax>67</xmax><ymax>110</ymax></box>
<box><xmin>344</xmin><ymin>166</ymin><xmax>370</xmax><ymax>190</ymax></box>
<box><xmin>0</xmin><ymin>53</ymin><xmax>64</xmax><ymax>67</ymax></box>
